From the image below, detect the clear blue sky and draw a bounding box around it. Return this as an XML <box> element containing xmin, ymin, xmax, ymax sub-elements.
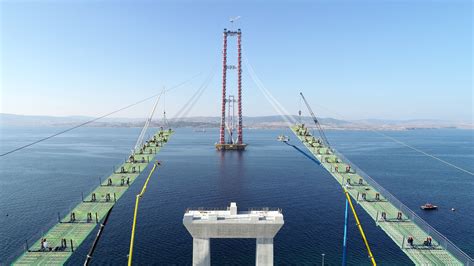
<box><xmin>1</xmin><ymin>0</ymin><xmax>472</xmax><ymax>121</ymax></box>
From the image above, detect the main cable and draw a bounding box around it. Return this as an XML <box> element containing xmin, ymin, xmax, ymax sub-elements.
<box><xmin>172</xmin><ymin>67</ymin><xmax>217</xmax><ymax>122</ymax></box>
<box><xmin>244</xmin><ymin>58</ymin><xmax>296</xmax><ymax>127</ymax></box>
<box><xmin>0</xmin><ymin>72</ymin><xmax>201</xmax><ymax>157</ymax></box>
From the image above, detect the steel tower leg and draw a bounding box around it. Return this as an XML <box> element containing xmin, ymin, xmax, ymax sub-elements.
<box><xmin>237</xmin><ymin>29</ymin><xmax>243</xmax><ymax>144</ymax></box>
<box><xmin>220</xmin><ymin>30</ymin><xmax>228</xmax><ymax>145</ymax></box>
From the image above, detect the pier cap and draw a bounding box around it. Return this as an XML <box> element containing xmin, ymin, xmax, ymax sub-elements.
<box><xmin>183</xmin><ymin>202</ymin><xmax>284</xmax><ymax>239</ymax></box>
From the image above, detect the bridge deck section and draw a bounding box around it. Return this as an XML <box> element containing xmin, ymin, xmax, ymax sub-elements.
<box><xmin>13</xmin><ymin>130</ymin><xmax>173</xmax><ymax>265</ymax></box>
<box><xmin>291</xmin><ymin>124</ymin><xmax>470</xmax><ymax>265</ymax></box>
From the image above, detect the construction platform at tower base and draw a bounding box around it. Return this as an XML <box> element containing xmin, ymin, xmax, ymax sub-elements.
<box><xmin>215</xmin><ymin>143</ymin><xmax>247</xmax><ymax>150</ymax></box>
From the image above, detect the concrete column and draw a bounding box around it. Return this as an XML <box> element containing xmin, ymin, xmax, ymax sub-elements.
<box><xmin>193</xmin><ymin>238</ymin><xmax>210</xmax><ymax>266</ymax></box>
<box><xmin>256</xmin><ymin>238</ymin><xmax>273</xmax><ymax>266</ymax></box>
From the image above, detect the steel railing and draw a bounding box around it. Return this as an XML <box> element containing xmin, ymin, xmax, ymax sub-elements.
<box><xmin>331</xmin><ymin>148</ymin><xmax>474</xmax><ymax>265</ymax></box>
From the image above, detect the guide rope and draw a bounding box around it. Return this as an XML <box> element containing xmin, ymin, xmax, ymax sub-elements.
<box><xmin>0</xmin><ymin>72</ymin><xmax>201</xmax><ymax>158</ymax></box>
<box><xmin>303</xmin><ymin>101</ymin><xmax>474</xmax><ymax>177</ymax></box>
<box><xmin>373</xmin><ymin>131</ymin><xmax>474</xmax><ymax>176</ymax></box>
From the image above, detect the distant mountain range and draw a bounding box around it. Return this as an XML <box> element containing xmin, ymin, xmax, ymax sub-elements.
<box><xmin>0</xmin><ymin>113</ymin><xmax>472</xmax><ymax>130</ymax></box>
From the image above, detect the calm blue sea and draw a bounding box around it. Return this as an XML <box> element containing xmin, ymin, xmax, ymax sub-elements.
<box><xmin>0</xmin><ymin>127</ymin><xmax>473</xmax><ymax>265</ymax></box>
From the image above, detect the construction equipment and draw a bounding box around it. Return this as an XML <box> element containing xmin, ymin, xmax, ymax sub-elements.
<box><xmin>134</xmin><ymin>92</ymin><xmax>163</xmax><ymax>152</ymax></box>
<box><xmin>299</xmin><ymin>92</ymin><xmax>330</xmax><ymax>147</ymax></box>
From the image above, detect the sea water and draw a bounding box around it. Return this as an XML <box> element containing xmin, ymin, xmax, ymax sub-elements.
<box><xmin>0</xmin><ymin>127</ymin><xmax>472</xmax><ymax>265</ymax></box>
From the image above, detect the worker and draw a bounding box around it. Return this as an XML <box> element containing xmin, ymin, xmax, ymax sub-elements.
<box><xmin>407</xmin><ymin>236</ymin><xmax>414</xmax><ymax>247</ymax></box>
<box><xmin>42</xmin><ymin>239</ymin><xmax>49</xmax><ymax>251</ymax></box>
<box><xmin>397</xmin><ymin>212</ymin><xmax>402</xmax><ymax>220</ymax></box>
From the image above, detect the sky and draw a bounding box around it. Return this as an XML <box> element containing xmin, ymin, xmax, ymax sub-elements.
<box><xmin>0</xmin><ymin>0</ymin><xmax>472</xmax><ymax>121</ymax></box>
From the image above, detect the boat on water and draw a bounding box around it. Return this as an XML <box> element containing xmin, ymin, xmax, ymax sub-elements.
<box><xmin>277</xmin><ymin>135</ymin><xmax>289</xmax><ymax>142</ymax></box>
<box><xmin>421</xmin><ymin>203</ymin><xmax>438</xmax><ymax>210</ymax></box>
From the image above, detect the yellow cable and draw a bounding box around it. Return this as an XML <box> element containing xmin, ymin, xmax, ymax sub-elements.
<box><xmin>343</xmin><ymin>187</ymin><xmax>377</xmax><ymax>266</ymax></box>
<box><xmin>297</xmin><ymin>125</ymin><xmax>375</xmax><ymax>264</ymax></box>
<box><xmin>128</xmin><ymin>161</ymin><xmax>159</xmax><ymax>266</ymax></box>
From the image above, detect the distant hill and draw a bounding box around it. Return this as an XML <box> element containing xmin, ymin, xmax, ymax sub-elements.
<box><xmin>0</xmin><ymin>113</ymin><xmax>471</xmax><ymax>130</ymax></box>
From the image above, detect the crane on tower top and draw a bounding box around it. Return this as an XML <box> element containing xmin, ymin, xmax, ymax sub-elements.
<box><xmin>229</xmin><ymin>16</ymin><xmax>241</xmax><ymax>24</ymax></box>
<box><xmin>229</xmin><ymin>16</ymin><xmax>241</xmax><ymax>30</ymax></box>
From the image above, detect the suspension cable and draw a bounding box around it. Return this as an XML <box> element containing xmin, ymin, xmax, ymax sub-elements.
<box><xmin>0</xmin><ymin>72</ymin><xmax>201</xmax><ymax>158</ymax></box>
<box><xmin>133</xmin><ymin>89</ymin><xmax>164</xmax><ymax>152</ymax></box>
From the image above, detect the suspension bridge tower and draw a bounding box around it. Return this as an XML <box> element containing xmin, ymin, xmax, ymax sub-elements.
<box><xmin>215</xmin><ymin>28</ymin><xmax>247</xmax><ymax>151</ymax></box>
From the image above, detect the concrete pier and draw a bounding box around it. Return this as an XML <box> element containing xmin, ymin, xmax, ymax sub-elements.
<box><xmin>183</xmin><ymin>202</ymin><xmax>284</xmax><ymax>266</ymax></box>
<box><xmin>193</xmin><ymin>238</ymin><xmax>210</xmax><ymax>266</ymax></box>
<box><xmin>256</xmin><ymin>238</ymin><xmax>274</xmax><ymax>265</ymax></box>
